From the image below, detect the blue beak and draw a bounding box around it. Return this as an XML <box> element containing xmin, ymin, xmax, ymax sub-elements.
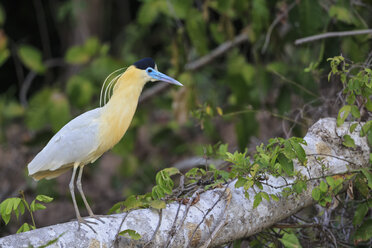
<box><xmin>147</xmin><ymin>68</ymin><xmax>183</xmax><ymax>86</ymax></box>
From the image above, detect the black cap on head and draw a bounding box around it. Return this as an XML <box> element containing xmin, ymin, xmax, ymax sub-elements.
<box><xmin>133</xmin><ymin>57</ymin><xmax>155</xmax><ymax>70</ymax></box>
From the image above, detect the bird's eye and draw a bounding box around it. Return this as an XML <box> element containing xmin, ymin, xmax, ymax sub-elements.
<box><xmin>147</xmin><ymin>68</ymin><xmax>153</xmax><ymax>73</ymax></box>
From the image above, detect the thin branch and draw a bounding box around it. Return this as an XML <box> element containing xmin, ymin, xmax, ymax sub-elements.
<box><xmin>184</xmin><ymin>32</ymin><xmax>249</xmax><ymax>71</ymax></box>
<box><xmin>270</xmin><ymin>70</ymin><xmax>319</xmax><ymax>98</ymax></box>
<box><xmin>262</xmin><ymin>1</ymin><xmax>298</xmax><ymax>53</ymax></box>
<box><xmin>144</xmin><ymin>209</ymin><xmax>162</xmax><ymax>248</ymax></box>
<box><xmin>19</xmin><ymin>58</ymin><xmax>65</xmax><ymax>107</ymax></box>
<box><xmin>200</xmin><ymin>188</ymin><xmax>232</xmax><ymax>248</ymax></box>
<box><xmin>295</xmin><ymin>29</ymin><xmax>372</xmax><ymax>45</ymax></box>
<box><xmin>188</xmin><ymin>183</ymin><xmax>231</xmax><ymax>247</ymax></box>
<box><xmin>140</xmin><ymin>31</ymin><xmax>250</xmax><ymax>103</ymax></box>
<box><xmin>139</xmin><ymin>84</ymin><xmax>169</xmax><ymax>103</ymax></box>
<box><xmin>113</xmin><ymin>212</ymin><xmax>129</xmax><ymax>248</ymax></box>
<box><xmin>272</xmin><ymin>223</ymin><xmax>321</xmax><ymax>229</ymax></box>
<box><xmin>168</xmin><ymin>189</ymin><xmax>203</xmax><ymax>247</ymax></box>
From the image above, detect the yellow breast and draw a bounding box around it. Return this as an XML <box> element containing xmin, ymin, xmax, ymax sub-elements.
<box><xmin>94</xmin><ymin>66</ymin><xmax>147</xmax><ymax>157</ymax></box>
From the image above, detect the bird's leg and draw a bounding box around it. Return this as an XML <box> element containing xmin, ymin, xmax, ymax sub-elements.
<box><xmin>70</xmin><ymin>164</ymin><xmax>97</xmax><ymax>230</ymax></box>
<box><xmin>76</xmin><ymin>165</ymin><xmax>105</xmax><ymax>224</ymax></box>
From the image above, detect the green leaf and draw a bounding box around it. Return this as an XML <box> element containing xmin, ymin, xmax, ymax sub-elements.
<box><xmin>65</xmin><ymin>46</ymin><xmax>90</xmax><ymax>64</ymax></box>
<box><xmin>251</xmin><ymin>0</ymin><xmax>269</xmax><ymax>34</ymax></box>
<box><xmin>361</xmin><ymin>168</ymin><xmax>372</xmax><ymax>189</ymax></box>
<box><xmin>123</xmin><ymin>195</ymin><xmax>143</xmax><ymax>211</ymax></box>
<box><xmin>152</xmin><ymin>185</ymin><xmax>165</xmax><ymax>200</ymax></box>
<box><xmin>293</xmin><ymin>180</ymin><xmax>307</xmax><ymax>194</ymax></box>
<box><xmin>137</xmin><ymin>0</ymin><xmax>167</xmax><ymax>26</ymax></box>
<box><xmin>163</xmin><ymin>167</ymin><xmax>180</xmax><ymax>176</ymax></box>
<box><xmin>360</xmin><ymin>121</ymin><xmax>372</xmax><ymax>137</ymax></box>
<box><xmin>48</xmin><ymin>92</ymin><xmax>71</xmax><ymax>132</ymax></box>
<box><xmin>25</xmin><ymin>88</ymin><xmax>51</xmax><ymax>131</ymax></box>
<box><xmin>66</xmin><ymin>75</ymin><xmax>94</xmax><ymax>108</ymax></box>
<box><xmin>354</xmin><ymin>219</ymin><xmax>372</xmax><ymax>242</ymax></box>
<box><xmin>149</xmin><ymin>200</ymin><xmax>166</xmax><ymax>210</ymax></box>
<box><xmin>289</xmin><ymin>139</ymin><xmax>307</xmax><ymax>164</ymax></box>
<box><xmin>312</xmin><ymin>188</ymin><xmax>321</xmax><ymax>201</ymax></box>
<box><xmin>342</xmin><ymin>135</ymin><xmax>356</xmax><ymax>148</ymax></box>
<box><xmin>271</xmin><ymin>194</ymin><xmax>279</xmax><ymax>202</ymax></box>
<box><xmin>325</xmin><ymin>176</ymin><xmax>335</xmax><ymax>188</ymax></box>
<box><xmin>253</xmin><ymin>193</ymin><xmax>262</xmax><ymax>208</ymax></box>
<box><xmin>30</xmin><ymin>200</ymin><xmax>36</xmax><ymax>212</ymax></box>
<box><xmin>350</xmin><ymin>105</ymin><xmax>360</xmax><ymax>118</ymax></box>
<box><xmin>353</xmin><ymin>203</ymin><xmax>368</xmax><ymax>226</ymax></box>
<box><xmin>34</xmin><ymin>203</ymin><xmax>46</xmax><ymax>211</ymax></box>
<box><xmin>337</xmin><ymin>105</ymin><xmax>351</xmax><ymax>126</ymax></box>
<box><xmin>235</xmin><ymin>176</ymin><xmax>247</xmax><ymax>188</ymax></box>
<box><xmin>16</xmin><ymin>223</ymin><xmax>32</xmax><ymax>233</ymax></box>
<box><xmin>108</xmin><ymin>202</ymin><xmax>124</xmax><ymax>214</ymax></box>
<box><xmin>36</xmin><ymin>195</ymin><xmax>53</xmax><ymax>203</ymax></box>
<box><xmin>329</xmin><ymin>5</ymin><xmax>355</xmax><ymax>24</ymax></box>
<box><xmin>119</xmin><ymin>229</ymin><xmax>141</xmax><ymax>240</ymax></box>
<box><xmin>261</xmin><ymin>192</ymin><xmax>270</xmax><ymax>202</ymax></box>
<box><xmin>17</xmin><ymin>45</ymin><xmax>46</xmax><ymax>74</ymax></box>
<box><xmin>349</xmin><ymin>123</ymin><xmax>358</xmax><ymax>133</ymax></box>
<box><xmin>185</xmin><ymin>10</ymin><xmax>208</xmax><ymax>55</ymax></box>
<box><xmin>18</xmin><ymin>201</ymin><xmax>25</xmax><ymax>215</ymax></box>
<box><xmin>366</xmin><ymin>99</ymin><xmax>372</xmax><ymax>112</ymax></box>
<box><xmin>277</xmin><ymin>153</ymin><xmax>294</xmax><ymax>176</ymax></box>
<box><xmin>279</xmin><ymin>232</ymin><xmax>302</xmax><ymax>248</ymax></box>
<box><xmin>319</xmin><ymin>181</ymin><xmax>328</xmax><ymax>192</ymax></box>
<box><xmin>2</xmin><ymin>213</ymin><xmax>10</xmax><ymax>225</ymax></box>
<box><xmin>0</xmin><ymin>198</ymin><xmax>14</xmax><ymax>224</ymax></box>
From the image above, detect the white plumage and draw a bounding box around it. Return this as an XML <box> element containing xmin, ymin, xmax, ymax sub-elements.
<box><xmin>28</xmin><ymin>108</ymin><xmax>101</xmax><ymax>178</ymax></box>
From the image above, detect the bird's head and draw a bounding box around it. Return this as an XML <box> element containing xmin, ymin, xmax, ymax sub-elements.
<box><xmin>132</xmin><ymin>57</ymin><xmax>183</xmax><ymax>86</ymax></box>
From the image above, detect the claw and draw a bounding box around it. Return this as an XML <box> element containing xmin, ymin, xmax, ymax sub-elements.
<box><xmin>87</xmin><ymin>214</ymin><xmax>105</xmax><ymax>224</ymax></box>
<box><xmin>77</xmin><ymin>217</ymin><xmax>98</xmax><ymax>233</ymax></box>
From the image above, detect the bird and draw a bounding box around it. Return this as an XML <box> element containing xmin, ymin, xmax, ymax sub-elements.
<box><xmin>27</xmin><ymin>57</ymin><xmax>182</xmax><ymax>228</ymax></box>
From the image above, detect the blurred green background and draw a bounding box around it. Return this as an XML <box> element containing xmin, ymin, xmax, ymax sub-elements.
<box><xmin>0</xmin><ymin>0</ymin><xmax>371</xmax><ymax>238</ymax></box>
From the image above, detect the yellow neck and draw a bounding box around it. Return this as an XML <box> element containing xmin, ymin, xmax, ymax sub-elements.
<box><xmin>97</xmin><ymin>66</ymin><xmax>146</xmax><ymax>153</ymax></box>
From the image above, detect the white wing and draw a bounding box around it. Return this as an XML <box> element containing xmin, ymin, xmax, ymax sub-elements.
<box><xmin>28</xmin><ymin>108</ymin><xmax>102</xmax><ymax>175</ymax></box>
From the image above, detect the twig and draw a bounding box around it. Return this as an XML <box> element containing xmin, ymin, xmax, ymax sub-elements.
<box><xmin>187</xmin><ymin>183</ymin><xmax>231</xmax><ymax>247</ymax></box>
<box><xmin>262</xmin><ymin>1</ymin><xmax>298</xmax><ymax>53</ymax></box>
<box><xmin>140</xmin><ymin>31</ymin><xmax>249</xmax><ymax>103</ymax></box>
<box><xmin>144</xmin><ymin>209</ymin><xmax>162</xmax><ymax>248</ymax></box>
<box><xmin>19</xmin><ymin>58</ymin><xmax>65</xmax><ymax>107</ymax></box>
<box><xmin>269</xmin><ymin>70</ymin><xmax>319</xmax><ymax>98</ymax></box>
<box><xmin>167</xmin><ymin>189</ymin><xmax>202</xmax><ymax>247</ymax></box>
<box><xmin>273</xmin><ymin>223</ymin><xmax>321</xmax><ymax>229</ymax></box>
<box><xmin>113</xmin><ymin>212</ymin><xmax>129</xmax><ymax>248</ymax></box>
<box><xmin>139</xmin><ymin>84</ymin><xmax>169</xmax><ymax>103</ymax></box>
<box><xmin>200</xmin><ymin>188</ymin><xmax>232</xmax><ymax>248</ymax></box>
<box><xmin>295</xmin><ymin>29</ymin><xmax>372</xmax><ymax>45</ymax></box>
<box><xmin>306</xmin><ymin>153</ymin><xmax>359</xmax><ymax>166</ymax></box>
<box><xmin>164</xmin><ymin>201</ymin><xmax>182</xmax><ymax>248</ymax></box>
<box><xmin>173</xmin><ymin>157</ymin><xmax>225</xmax><ymax>171</ymax></box>
<box><xmin>184</xmin><ymin>32</ymin><xmax>249</xmax><ymax>71</ymax></box>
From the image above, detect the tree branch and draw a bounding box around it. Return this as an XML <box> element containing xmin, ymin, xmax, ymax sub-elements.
<box><xmin>184</xmin><ymin>32</ymin><xmax>249</xmax><ymax>71</ymax></box>
<box><xmin>295</xmin><ymin>29</ymin><xmax>372</xmax><ymax>45</ymax></box>
<box><xmin>0</xmin><ymin>118</ymin><xmax>369</xmax><ymax>247</ymax></box>
<box><xmin>140</xmin><ymin>31</ymin><xmax>249</xmax><ymax>103</ymax></box>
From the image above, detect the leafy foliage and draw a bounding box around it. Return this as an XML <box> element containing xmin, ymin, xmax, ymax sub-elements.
<box><xmin>0</xmin><ymin>0</ymin><xmax>371</xmax><ymax>246</ymax></box>
<box><xmin>0</xmin><ymin>192</ymin><xmax>53</xmax><ymax>233</ymax></box>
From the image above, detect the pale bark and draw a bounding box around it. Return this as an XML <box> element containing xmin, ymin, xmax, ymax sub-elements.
<box><xmin>0</xmin><ymin>118</ymin><xmax>369</xmax><ymax>248</ymax></box>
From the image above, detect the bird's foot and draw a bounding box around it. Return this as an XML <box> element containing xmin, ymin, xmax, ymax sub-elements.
<box><xmin>77</xmin><ymin>216</ymin><xmax>98</xmax><ymax>233</ymax></box>
<box><xmin>86</xmin><ymin>214</ymin><xmax>106</xmax><ymax>224</ymax></box>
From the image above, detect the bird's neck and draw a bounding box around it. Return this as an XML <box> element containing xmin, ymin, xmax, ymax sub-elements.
<box><xmin>98</xmin><ymin>69</ymin><xmax>146</xmax><ymax>151</ymax></box>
